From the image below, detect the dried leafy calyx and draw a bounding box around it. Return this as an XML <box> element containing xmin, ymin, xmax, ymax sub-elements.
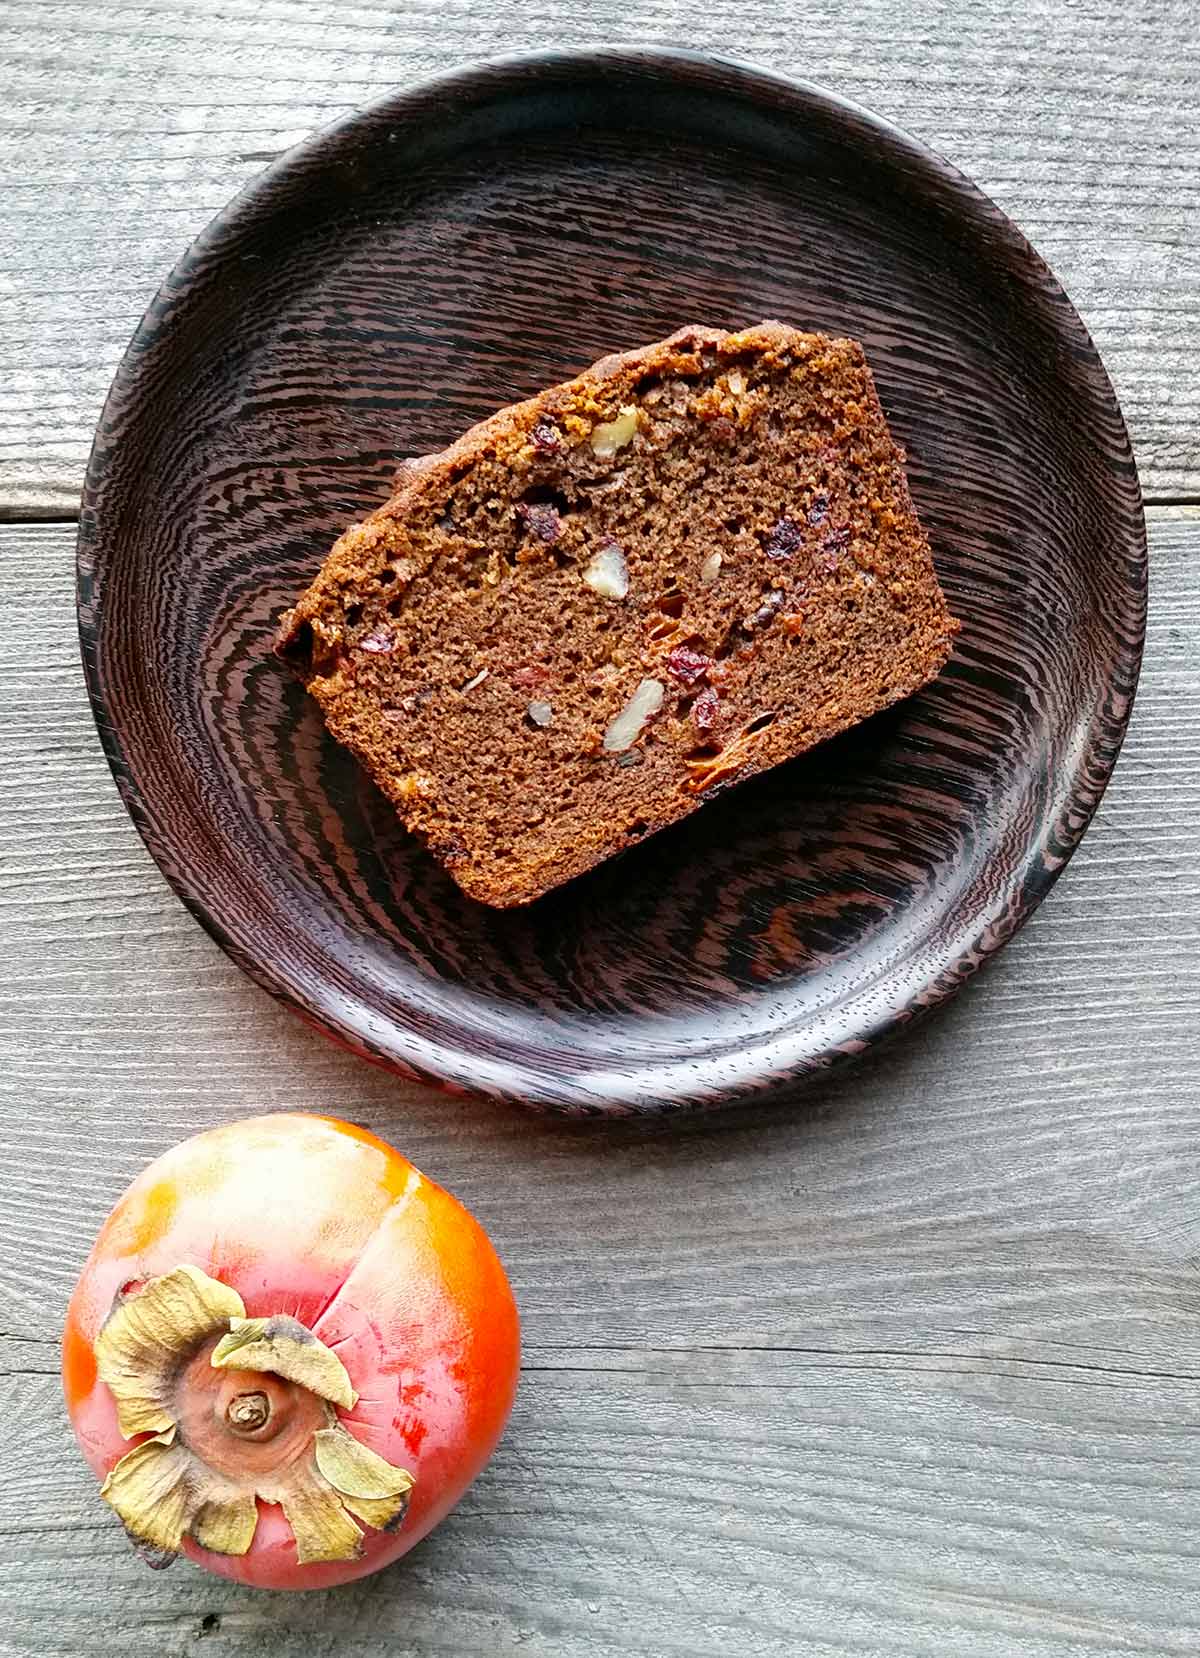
<box><xmin>93</xmin><ymin>1265</ymin><xmax>414</xmax><ymax>1568</ymax></box>
<box><xmin>211</xmin><ymin>1314</ymin><xmax>357</xmax><ymax>1409</ymax></box>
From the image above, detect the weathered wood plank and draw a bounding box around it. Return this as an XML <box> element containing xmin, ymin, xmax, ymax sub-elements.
<box><xmin>0</xmin><ymin>512</ymin><xmax>1198</xmax><ymax>1654</ymax></box>
<box><xmin>5</xmin><ymin>1354</ymin><xmax>1200</xmax><ymax>1657</ymax></box>
<box><xmin>2</xmin><ymin>0</ymin><xmax>1199</xmax><ymax>513</ymax></box>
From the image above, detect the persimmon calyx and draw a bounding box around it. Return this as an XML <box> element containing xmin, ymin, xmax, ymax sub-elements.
<box><xmin>93</xmin><ymin>1264</ymin><xmax>414</xmax><ymax>1566</ymax></box>
<box><xmin>212</xmin><ymin>1315</ymin><xmax>357</xmax><ymax>1409</ymax></box>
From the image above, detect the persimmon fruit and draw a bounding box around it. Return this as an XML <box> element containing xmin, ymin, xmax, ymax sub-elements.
<box><xmin>62</xmin><ymin>1113</ymin><xmax>520</xmax><ymax>1590</ymax></box>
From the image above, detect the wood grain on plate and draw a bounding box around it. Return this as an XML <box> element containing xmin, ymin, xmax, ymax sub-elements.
<box><xmin>77</xmin><ymin>50</ymin><xmax>1145</xmax><ymax>1111</ymax></box>
<box><xmin>3</xmin><ymin>508</ymin><xmax>1200</xmax><ymax>1657</ymax></box>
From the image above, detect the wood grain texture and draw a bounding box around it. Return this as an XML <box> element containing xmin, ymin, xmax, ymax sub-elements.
<box><xmin>2</xmin><ymin>511</ymin><xmax>1199</xmax><ymax>1653</ymax></box>
<box><xmin>2</xmin><ymin>0</ymin><xmax>1198</xmax><ymax>515</ymax></box>
<box><xmin>74</xmin><ymin>49</ymin><xmax>1146</xmax><ymax>1109</ymax></box>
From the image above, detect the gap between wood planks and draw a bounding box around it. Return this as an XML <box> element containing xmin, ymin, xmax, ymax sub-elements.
<box><xmin>4</xmin><ymin>497</ymin><xmax>1200</xmax><ymax>528</ymax></box>
<box><xmin>10</xmin><ymin>1332</ymin><xmax>1200</xmax><ymax>1386</ymax></box>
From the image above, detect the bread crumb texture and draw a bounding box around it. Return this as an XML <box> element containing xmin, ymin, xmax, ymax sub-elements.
<box><xmin>277</xmin><ymin>323</ymin><xmax>958</xmax><ymax>906</ymax></box>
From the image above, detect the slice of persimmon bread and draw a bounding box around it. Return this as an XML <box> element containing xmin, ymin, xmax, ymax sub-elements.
<box><xmin>276</xmin><ymin>322</ymin><xmax>957</xmax><ymax>907</ymax></box>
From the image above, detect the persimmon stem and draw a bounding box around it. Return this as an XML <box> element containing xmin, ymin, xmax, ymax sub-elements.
<box><xmin>94</xmin><ymin>1264</ymin><xmax>413</xmax><ymax>1564</ymax></box>
<box><xmin>226</xmin><ymin>1391</ymin><xmax>271</xmax><ymax>1433</ymax></box>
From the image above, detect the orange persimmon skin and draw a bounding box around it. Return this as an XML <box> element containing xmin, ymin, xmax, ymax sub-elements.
<box><xmin>62</xmin><ymin>1114</ymin><xmax>520</xmax><ymax>1590</ymax></box>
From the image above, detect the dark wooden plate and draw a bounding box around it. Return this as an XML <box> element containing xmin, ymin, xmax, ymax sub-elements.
<box><xmin>78</xmin><ymin>49</ymin><xmax>1146</xmax><ymax>1115</ymax></box>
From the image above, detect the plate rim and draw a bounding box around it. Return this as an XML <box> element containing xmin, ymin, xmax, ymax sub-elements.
<box><xmin>76</xmin><ymin>45</ymin><xmax>1149</xmax><ymax>1114</ymax></box>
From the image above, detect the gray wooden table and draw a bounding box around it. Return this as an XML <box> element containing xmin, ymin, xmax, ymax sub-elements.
<box><xmin>3</xmin><ymin>4</ymin><xmax>1199</xmax><ymax>1654</ymax></box>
